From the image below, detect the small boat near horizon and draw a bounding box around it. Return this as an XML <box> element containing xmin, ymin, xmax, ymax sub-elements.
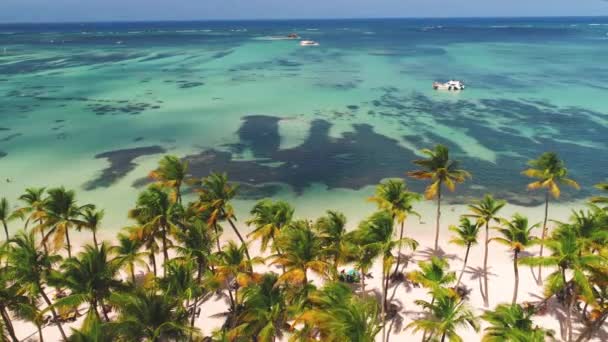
<box><xmin>433</xmin><ymin>80</ymin><xmax>465</xmax><ymax>91</ymax></box>
<box><xmin>300</xmin><ymin>40</ymin><xmax>319</xmax><ymax>46</ymax></box>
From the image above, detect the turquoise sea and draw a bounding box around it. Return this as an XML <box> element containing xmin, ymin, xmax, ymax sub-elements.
<box><xmin>1</xmin><ymin>17</ymin><xmax>608</xmax><ymax>229</ymax></box>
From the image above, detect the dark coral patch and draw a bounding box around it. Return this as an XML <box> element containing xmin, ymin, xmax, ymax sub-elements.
<box><xmin>84</xmin><ymin>146</ymin><xmax>166</xmax><ymax>190</ymax></box>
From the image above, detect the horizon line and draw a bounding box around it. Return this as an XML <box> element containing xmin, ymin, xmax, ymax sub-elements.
<box><xmin>2</xmin><ymin>14</ymin><xmax>608</xmax><ymax>25</ymax></box>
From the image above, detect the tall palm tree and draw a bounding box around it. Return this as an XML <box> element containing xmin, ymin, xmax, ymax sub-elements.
<box><xmin>112</xmin><ymin>232</ymin><xmax>148</xmax><ymax>284</ymax></box>
<box><xmin>408</xmin><ymin>144</ymin><xmax>471</xmax><ymax>251</ymax></box>
<box><xmin>482</xmin><ymin>303</ymin><xmax>554</xmax><ymax>342</ymax></box>
<box><xmin>159</xmin><ymin>259</ymin><xmax>199</xmax><ymax>312</ymax></box>
<box><xmin>230</xmin><ymin>272</ymin><xmax>290</xmax><ymax>342</ymax></box>
<box><xmin>314</xmin><ymin>210</ymin><xmax>351</xmax><ymax>276</ymax></box>
<box><xmin>0</xmin><ymin>261</ymin><xmax>24</xmax><ymax>342</ymax></box>
<box><xmin>4</xmin><ymin>231</ymin><xmax>68</xmax><ymax>340</ymax></box>
<box><xmin>406</xmin><ymin>289</ymin><xmax>480</xmax><ymax>342</ymax></box>
<box><xmin>295</xmin><ymin>282</ymin><xmax>382</xmax><ymax>342</ymax></box>
<box><xmin>271</xmin><ymin>220</ymin><xmax>329</xmax><ymax>286</ymax></box>
<box><xmin>246</xmin><ymin>199</ymin><xmax>294</xmax><ymax>255</ymax></box>
<box><xmin>522</xmin><ymin>152</ymin><xmax>579</xmax><ymax>283</ymax></box>
<box><xmin>79</xmin><ymin>207</ymin><xmax>104</xmax><ymax>249</ymax></box>
<box><xmin>590</xmin><ymin>182</ymin><xmax>608</xmax><ymax>209</ymax></box>
<box><xmin>14</xmin><ymin>187</ymin><xmax>48</xmax><ymax>251</ymax></box>
<box><xmin>197</xmin><ymin>173</ymin><xmax>251</xmax><ymax>263</ymax></box>
<box><xmin>369</xmin><ymin>179</ymin><xmax>421</xmax><ymax>277</ymax></box>
<box><xmin>214</xmin><ymin>241</ymin><xmax>260</xmax><ymax>315</ymax></box>
<box><xmin>492</xmin><ymin>214</ymin><xmax>538</xmax><ymax>304</ymax></box>
<box><xmin>449</xmin><ymin>217</ymin><xmax>481</xmax><ymax>286</ymax></box>
<box><xmin>519</xmin><ymin>229</ymin><xmax>604</xmax><ymax>341</ymax></box>
<box><xmin>44</xmin><ymin>187</ymin><xmax>93</xmax><ymax>258</ymax></box>
<box><xmin>109</xmin><ymin>288</ymin><xmax>198</xmax><ymax>341</ymax></box>
<box><xmin>0</xmin><ymin>198</ymin><xmax>11</xmax><ymax>241</ymax></box>
<box><xmin>126</xmin><ymin>224</ymin><xmax>160</xmax><ymax>277</ymax></box>
<box><xmin>466</xmin><ymin>194</ymin><xmax>506</xmax><ymax>307</ymax></box>
<box><xmin>129</xmin><ymin>185</ymin><xmax>177</xmax><ymax>276</ymax></box>
<box><xmin>149</xmin><ymin>155</ymin><xmax>188</xmax><ymax>204</ymax></box>
<box><xmin>50</xmin><ymin>243</ymin><xmax>123</xmax><ymax>321</ymax></box>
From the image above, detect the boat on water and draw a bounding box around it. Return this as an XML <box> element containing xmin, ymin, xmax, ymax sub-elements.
<box><xmin>300</xmin><ymin>40</ymin><xmax>319</xmax><ymax>46</ymax></box>
<box><xmin>433</xmin><ymin>80</ymin><xmax>465</xmax><ymax>91</ymax></box>
<box><xmin>287</xmin><ymin>33</ymin><xmax>300</xmax><ymax>39</ymax></box>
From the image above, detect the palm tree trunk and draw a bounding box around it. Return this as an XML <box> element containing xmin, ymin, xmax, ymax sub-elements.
<box><xmin>434</xmin><ymin>186</ymin><xmax>442</xmax><ymax>251</ymax></box>
<box><xmin>130</xmin><ymin>262</ymin><xmax>136</xmax><ymax>284</ymax></box>
<box><xmin>0</xmin><ymin>305</ymin><xmax>19</xmax><ymax>342</ymax></box>
<box><xmin>2</xmin><ymin>221</ymin><xmax>9</xmax><ymax>241</ymax></box>
<box><xmin>538</xmin><ymin>190</ymin><xmax>549</xmax><ymax>285</ymax></box>
<box><xmin>440</xmin><ymin>332</ymin><xmax>446</xmax><ymax>342</ymax></box>
<box><xmin>37</xmin><ymin>323</ymin><xmax>44</xmax><ymax>342</ymax></box>
<box><xmin>190</xmin><ymin>263</ymin><xmax>204</xmax><ymax>342</ymax></box>
<box><xmin>162</xmin><ymin>225</ymin><xmax>169</xmax><ymax>276</ymax></box>
<box><xmin>226</xmin><ymin>217</ymin><xmax>252</xmax><ymax>267</ymax></box>
<box><xmin>483</xmin><ymin>222</ymin><xmax>490</xmax><ymax>307</ymax></box>
<box><xmin>392</xmin><ymin>221</ymin><xmax>405</xmax><ymax>277</ymax></box>
<box><xmin>456</xmin><ymin>243</ymin><xmax>471</xmax><ymax>286</ymax></box>
<box><xmin>150</xmin><ymin>251</ymin><xmax>157</xmax><ymax>277</ymax></box>
<box><xmin>512</xmin><ymin>250</ymin><xmax>519</xmax><ymax>304</ymax></box>
<box><xmin>213</xmin><ymin>223</ymin><xmax>222</xmax><ymax>253</ymax></box>
<box><xmin>381</xmin><ymin>265</ymin><xmax>387</xmax><ymax>342</ymax></box>
<box><xmin>40</xmin><ymin>287</ymin><xmax>68</xmax><ymax>341</ymax></box>
<box><xmin>40</xmin><ymin>228</ymin><xmax>49</xmax><ymax>254</ymax></box>
<box><xmin>92</xmin><ymin>230</ymin><xmax>98</xmax><ymax>249</ymax></box>
<box><xmin>360</xmin><ymin>268</ymin><xmax>366</xmax><ymax>297</ymax></box>
<box><xmin>99</xmin><ymin>298</ymin><xmax>110</xmax><ymax>321</ymax></box>
<box><xmin>65</xmin><ymin>228</ymin><xmax>72</xmax><ymax>258</ymax></box>
<box><xmin>567</xmin><ymin>299</ymin><xmax>573</xmax><ymax>342</ymax></box>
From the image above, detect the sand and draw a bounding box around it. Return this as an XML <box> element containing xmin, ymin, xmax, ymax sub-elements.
<box><xmin>8</xmin><ymin>199</ymin><xmax>605</xmax><ymax>341</ymax></box>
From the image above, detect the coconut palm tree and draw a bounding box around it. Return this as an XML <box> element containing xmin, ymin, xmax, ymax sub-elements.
<box><xmin>449</xmin><ymin>217</ymin><xmax>481</xmax><ymax>286</ymax></box>
<box><xmin>314</xmin><ymin>210</ymin><xmax>351</xmax><ymax>276</ymax></box>
<box><xmin>0</xmin><ymin>262</ymin><xmax>23</xmax><ymax>342</ymax></box>
<box><xmin>271</xmin><ymin>220</ymin><xmax>329</xmax><ymax>286</ymax></box>
<box><xmin>482</xmin><ymin>303</ymin><xmax>554</xmax><ymax>342</ymax></box>
<box><xmin>519</xmin><ymin>229</ymin><xmax>604</xmax><ymax>341</ymax></box>
<box><xmin>296</xmin><ymin>282</ymin><xmax>382</xmax><ymax>342</ymax></box>
<box><xmin>408</xmin><ymin>144</ymin><xmax>471</xmax><ymax>251</ymax></box>
<box><xmin>109</xmin><ymin>288</ymin><xmax>198</xmax><ymax>341</ymax></box>
<box><xmin>590</xmin><ymin>182</ymin><xmax>608</xmax><ymax>209</ymax></box>
<box><xmin>129</xmin><ymin>185</ymin><xmax>177</xmax><ymax>276</ymax></box>
<box><xmin>149</xmin><ymin>155</ymin><xmax>188</xmax><ymax>204</ymax></box>
<box><xmin>230</xmin><ymin>272</ymin><xmax>290</xmax><ymax>342</ymax></box>
<box><xmin>112</xmin><ymin>232</ymin><xmax>148</xmax><ymax>284</ymax></box>
<box><xmin>50</xmin><ymin>243</ymin><xmax>123</xmax><ymax>321</ymax></box>
<box><xmin>369</xmin><ymin>179</ymin><xmax>421</xmax><ymax>277</ymax></box>
<box><xmin>246</xmin><ymin>199</ymin><xmax>294</xmax><ymax>255</ymax></box>
<box><xmin>159</xmin><ymin>259</ymin><xmax>200</xmax><ymax>312</ymax></box>
<box><xmin>79</xmin><ymin>207</ymin><xmax>104</xmax><ymax>249</ymax></box>
<box><xmin>197</xmin><ymin>173</ymin><xmax>251</xmax><ymax>263</ymax></box>
<box><xmin>408</xmin><ymin>256</ymin><xmax>456</xmax><ymax>292</ymax></box>
<box><xmin>13</xmin><ymin>187</ymin><xmax>48</xmax><ymax>251</ymax></box>
<box><xmin>492</xmin><ymin>214</ymin><xmax>538</xmax><ymax>304</ymax></box>
<box><xmin>0</xmin><ymin>198</ymin><xmax>11</xmax><ymax>241</ymax></box>
<box><xmin>4</xmin><ymin>231</ymin><xmax>68</xmax><ymax>340</ymax></box>
<box><xmin>68</xmin><ymin>309</ymin><xmax>114</xmax><ymax>342</ymax></box>
<box><xmin>44</xmin><ymin>187</ymin><xmax>93</xmax><ymax>258</ymax></box>
<box><xmin>466</xmin><ymin>194</ymin><xmax>506</xmax><ymax>307</ymax></box>
<box><xmin>126</xmin><ymin>223</ymin><xmax>160</xmax><ymax>277</ymax></box>
<box><xmin>406</xmin><ymin>289</ymin><xmax>480</xmax><ymax>342</ymax></box>
<box><xmin>522</xmin><ymin>152</ymin><xmax>579</xmax><ymax>283</ymax></box>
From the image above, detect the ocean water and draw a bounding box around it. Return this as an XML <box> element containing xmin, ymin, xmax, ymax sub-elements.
<box><xmin>1</xmin><ymin>17</ymin><xmax>607</xmax><ymax>230</ymax></box>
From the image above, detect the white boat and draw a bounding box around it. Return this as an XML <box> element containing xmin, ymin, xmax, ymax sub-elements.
<box><xmin>433</xmin><ymin>80</ymin><xmax>465</xmax><ymax>91</ymax></box>
<box><xmin>300</xmin><ymin>40</ymin><xmax>319</xmax><ymax>46</ymax></box>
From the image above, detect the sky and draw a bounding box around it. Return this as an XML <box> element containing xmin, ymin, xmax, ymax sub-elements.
<box><xmin>1</xmin><ymin>0</ymin><xmax>608</xmax><ymax>23</ymax></box>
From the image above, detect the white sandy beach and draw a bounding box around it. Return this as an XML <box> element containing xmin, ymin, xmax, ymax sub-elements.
<box><xmin>9</xmin><ymin>199</ymin><xmax>603</xmax><ymax>341</ymax></box>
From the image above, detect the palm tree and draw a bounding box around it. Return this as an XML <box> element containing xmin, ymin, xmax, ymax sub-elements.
<box><xmin>79</xmin><ymin>207</ymin><xmax>104</xmax><ymax>249</ymax></box>
<box><xmin>129</xmin><ymin>185</ymin><xmax>177</xmax><ymax>276</ymax></box>
<box><xmin>44</xmin><ymin>187</ymin><xmax>93</xmax><ymax>258</ymax></box>
<box><xmin>4</xmin><ymin>231</ymin><xmax>68</xmax><ymax>340</ymax></box>
<box><xmin>314</xmin><ymin>210</ymin><xmax>351</xmax><ymax>276</ymax></box>
<box><xmin>408</xmin><ymin>144</ymin><xmax>471</xmax><ymax>251</ymax></box>
<box><xmin>14</xmin><ymin>187</ymin><xmax>48</xmax><ymax>251</ymax></box>
<box><xmin>126</xmin><ymin>224</ymin><xmax>160</xmax><ymax>277</ymax></box>
<box><xmin>449</xmin><ymin>217</ymin><xmax>481</xmax><ymax>286</ymax></box>
<box><xmin>50</xmin><ymin>243</ymin><xmax>123</xmax><ymax>321</ymax></box>
<box><xmin>406</xmin><ymin>289</ymin><xmax>480</xmax><ymax>342</ymax></box>
<box><xmin>197</xmin><ymin>173</ymin><xmax>251</xmax><ymax>263</ymax></box>
<box><xmin>0</xmin><ymin>198</ymin><xmax>11</xmax><ymax>241</ymax></box>
<box><xmin>519</xmin><ymin>229</ymin><xmax>604</xmax><ymax>341</ymax></box>
<box><xmin>466</xmin><ymin>194</ymin><xmax>506</xmax><ymax>307</ymax></box>
<box><xmin>522</xmin><ymin>152</ymin><xmax>579</xmax><ymax>283</ymax></box>
<box><xmin>159</xmin><ymin>259</ymin><xmax>199</xmax><ymax>311</ymax></box>
<box><xmin>590</xmin><ymin>182</ymin><xmax>608</xmax><ymax>209</ymax></box>
<box><xmin>112</xmin><ymin>232</ymin><xmax>148</xmax><ymax>284</ymax></box>
<box><xmin>149</xmin><ymin>155</ymin><xmax>188</xmax><ymax>204</ymax></box>
<box><xmin>246</xmin><ymin>199</ymin><xmax>294</xmax><ymax>255</ymax></box>
<box><xmin>0</xmin><ymin>262</ymin><xmax>24</xmax><ymax>342</ymax></box>
<box><xmin>482</xmin><ymin>303</ymin><xmax>554</xmax><ymax>342</ymax></box>
<box><xmin>408</xmin><ymin>256</ymin><xmax>457</xmax><ymax>292</ymax></box>
<box><xmin>296</xmin><ymin>282</ymin><xmax>382</xmax><ymax>342</ymax></box>
<box><xmin>230</xmin><ymin>272</ymin><xmax>289</xmax><ymax>342</ymax></box>
<box><xmin>68</xmin><ymin>309</ymin><xmax>114</xmax><ymax>342</ymax></box>
<box><xmin>492</xmin><ymin>214</ymin><xmax>538</xmax><ymax>304</ymax></box>
<box><xmin>369</xmin><ymin>179</ymin><xmax>421</xmax><ymax>277</ymax></box>
<box><xmin>271</xmin><ymin>220</ymin><xmax>329</xmax><ymax>286</ymax></box>
<box><xmin>109</xmin><ymin>288</ymin><xmax>198</xmax><ymax>341</ymax></box>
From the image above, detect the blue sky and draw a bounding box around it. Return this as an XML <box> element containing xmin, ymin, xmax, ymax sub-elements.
<box><xmin>2</xmin><ymin>0</ymin><xmax>608</xmax><ymax>23</ymax></box>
